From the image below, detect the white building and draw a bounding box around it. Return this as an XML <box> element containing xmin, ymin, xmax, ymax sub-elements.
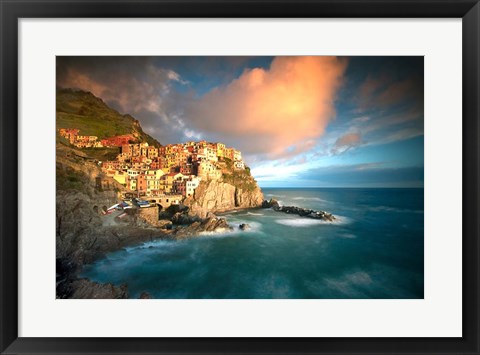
<box><xmin>186</xmin><ymin>177</ymin><xmax>201</xmax><ymax>197</ymax></box>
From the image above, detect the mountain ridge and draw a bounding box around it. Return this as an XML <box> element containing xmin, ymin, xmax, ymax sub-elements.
<box><xmin>56</xmin><ymin>87</ymin><xmax>161</xmax><ymax>147</ymax></box>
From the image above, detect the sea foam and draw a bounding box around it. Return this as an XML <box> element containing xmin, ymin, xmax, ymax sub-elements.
<box><xmin>275</xmin><ymin>218</ymin><xmax>327</xmax><ymax>227</ymax></box>
<box><xmin>292</xmin><ymin>196</ymin><xmax>328</xmax><ymax>203</ymax></box>
<box><xmin>275</xmin><ymin>215</ymin><xmax>351</xmax><ymax>227</ymax></box>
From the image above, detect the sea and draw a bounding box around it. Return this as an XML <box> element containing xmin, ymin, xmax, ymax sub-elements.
<box><xmin>80</xmin><ymin>188</ymin><xmax>424</xmax><ymax>299</ymax></box>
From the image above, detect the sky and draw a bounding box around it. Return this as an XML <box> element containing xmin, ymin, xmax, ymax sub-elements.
<box><xmin>56</xmin><ymin>56</ymin><xmax>424</xmax><ymax>188</ymax></box>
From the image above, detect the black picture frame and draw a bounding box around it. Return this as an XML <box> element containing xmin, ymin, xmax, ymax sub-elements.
<box><xmin>1</xmin><ymin>1</ymin><xmax>479</xmax><ymax>354</ymax></box>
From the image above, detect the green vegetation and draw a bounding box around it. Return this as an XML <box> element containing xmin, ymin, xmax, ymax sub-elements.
<box><xmin>221</xmin><ymin>158</ymin><xmax>258</xmax><ymax>192</ymax></box>
<box><xmin>56</xmin><ymin>88</ymin><xmax>161</xmax><ymax>146</ymax></box>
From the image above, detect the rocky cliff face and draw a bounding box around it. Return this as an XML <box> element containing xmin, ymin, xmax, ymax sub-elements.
<box><xmin>56</xmin><ymin>143</ymin><xmax>169</xmax><ymax>299</ymax></box>
<box><xmin>184</xmin><ymin>178</ymin><xmax>264</xmax><ymax>219</ymax></box>
<box><xmin>57</xmin><ymin>279</ymin><xmax>129</xmax><ymax>299</ymax></box>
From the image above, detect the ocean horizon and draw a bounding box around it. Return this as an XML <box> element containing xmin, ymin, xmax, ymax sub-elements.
<box><xmin>80</xmin><ymin>187</ymin><xmax>424</xmax><ymax>299</ymax></box>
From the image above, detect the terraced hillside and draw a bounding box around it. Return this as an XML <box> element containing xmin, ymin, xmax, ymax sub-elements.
<box><xmin>56</xmin><ymin>88</ymin><xmax>161</xmax><ymax>147</ymax></box>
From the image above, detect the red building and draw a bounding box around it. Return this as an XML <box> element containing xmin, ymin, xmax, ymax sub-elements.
<box><xmin>173</xmin><ymin>180</ymin><xmax>186</xmax><ymax>196</ymax></box>
<box><xmin>101</xmin><ymin>135</ymin><xmax>132</xmax><ymax>147</ymax></box>
<box><xmin>180</xmin><ymin>164</ymin><xmax>193</xmax><ymax>175</ymax></box>
<box><xmin>137</xmin><ymin>174</ymin><xmax>147</xmax><ymax>192</ymax></box>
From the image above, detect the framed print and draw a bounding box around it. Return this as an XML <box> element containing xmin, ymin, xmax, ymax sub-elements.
<box><xmin>1</xmin><ymin>0</ymin><xmax>479</xmax><ymax>354</ymax></box>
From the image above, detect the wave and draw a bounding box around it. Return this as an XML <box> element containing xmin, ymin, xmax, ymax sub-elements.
<box><xmin>247</xmin><ymin>212</ymin><xmax>264</xmax><ymax>216</ymax></box>
<box><xmin>334</xmin><ymin>215</ymin><xmax>352</xmax><ymax>224</ymax></box>
<box><xmin>124</xmin><ymin>239</ymin><xmax>175</xmax><ymax>252</ymax></box>
<box><xmin>232</xmin><ymin>221</ymin><xmax>263</xmax><ymax>233</ymax></box>
<box><xmin>275</xmin><ymin>219</ymin><xmax>326</xmax><ymax>227</ymax></box>
<box><xmin>198</xmin><ymin>228</ymin><xmax>237</xmax><ymax>237</ymax></box>
<box><xmin>265</xmin><ymin>193</ymin><xmax>286</xmax><ymax>198</ymax></box>
<box><xmin>199</xmin><ymin>221</ymin><xmax>264</xmax><ymax>237</ymax></box>
<box><xmin>275</xmin><ymin>215</ymin><xmax>351</xmax><ymax>227</ymax></box>
<box><xmin>292</xmin><ymin>196</ymin><xmax>328</xmax><ymax>203</ymax></box>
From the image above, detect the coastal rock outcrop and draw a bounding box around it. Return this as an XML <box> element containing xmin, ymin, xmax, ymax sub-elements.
<box><xmin>170</xmin><ymin>211</ymin><xmax>201</xmax><ymax>225</ymax></box>
<box><xmin>56</xmin><ymin>143</ymin><xmax>170</xmax><ymax>300</ymax></box>
<box><xmin>56</xmin><ymin>189</ymin><xmax>166</xmax><ymax>267</ymax></box>
<box><xmin>262</xmin><ymin>198</ymin><xmax>280</xmax><ymax>209</ymax></box>
<box><xmin>139</xmin><ymin>292</ymin><xmax>152</xmax><ymax>299</ymax></box>
<box><xmin>67</xmin><ymin>279</ymin><xmax>128</xmax><ymax>299</ymax></box>
<box><xmin>262</xmin><ymin>199</ymin><xmax>336</xmax><ymax>222</ymax></box>
<box><xmin>184</xmin><ymin>179</ymin><xmax>263</xmax><ymax>219</ymax></box>
<box><xmin>174</xmin><ymin>215</ymin><xmax>233</xmax><ymax>239</ymax></box>
<box><xmin>239</xmin><ymin>223</ymin><xmax>251</xmax><ymax>231</ymax></box>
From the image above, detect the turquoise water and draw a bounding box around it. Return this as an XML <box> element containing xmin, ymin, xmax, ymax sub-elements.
<box><xmin>80</xmin><ymin>188</ymin><xmax>424</xmax><ymax>299</ymax></box>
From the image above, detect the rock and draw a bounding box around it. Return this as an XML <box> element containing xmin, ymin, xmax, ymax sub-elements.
<box><xmin>171</xmin><ymin>211</ymin><xmax>199</xmax><ymax>225</ymax></box>
<box><xmin>239</xmin><ymin>223</ymin><xmax>251</xmax><ymax>231</ymax></box>
<box><xmin>67</xmin><ymin>279</ymin><xmax>128</xmax><ymax>299</ymax></box>
<box><xmin>206</xmin><ymin>211</ymin><xmax>217</xmax><ymax>219</ymax></box>
<box><xmin>204</xmin><ymin>217</ymin><xmax>231</xmax><ymax>232</ymax></box>
<box><xmin>174</xmin><ymin>216</ymin><xmax>233</xmax><ymax>239</ymax></box>
<box><xmin>261</xmin><ymin>198</ymin><xmax>280</xmax><ymax>209</ymax></box>
<box><xmin>139</xmin><ymin>292</ymin><xmax>152</xmax><ymax>299</ymax></box>
<box><xmin>271</xmin><ymin>204</ymin><xmax>336</xmax><ymax>222</ymax></box>
<box><xmin>184</xmin><ymin>179</ymin><xmax>264</xmax><ymax>219</ymax></box>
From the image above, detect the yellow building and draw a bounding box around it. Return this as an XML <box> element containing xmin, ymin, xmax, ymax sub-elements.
<box><xmin>233</xmin><ymin>149</ymin><xmax>242</xmax><ymax>161</ymax></box>
<box><xmin>225</xmin><ymin>148</ymin><xmax>235</xmax><ymax>161</ymax></box>
<box><xmin>215</xmin><ymin>143</ymin><xmax>225</xmax><ymax>158</ymax></box>
<box><xmin>147</xmin><ymin>146</ymin><xmax>158</xmax><ymax>159</ymax></box>
<box><xmin>113</xmin><ymin>171</ymin><xmax>127</xmax><ymax>185</ymax></box>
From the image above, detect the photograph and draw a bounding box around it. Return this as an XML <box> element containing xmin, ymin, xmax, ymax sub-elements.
<box><xmin>55</xmin><ymin>55</ymin><xmax>424</xmax><ymax>299</ymax></box>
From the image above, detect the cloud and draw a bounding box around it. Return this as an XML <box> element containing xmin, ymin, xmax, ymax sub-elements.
<box><xmin>359</xmin><ymin>73</ymin><xmax>390</xmax><ymax>100</ymax></box>
<box><xmin>376</xmin><ymin>78</ymin><xmax>419</xmax><ymax>107</ymax></box>
<box><xmin>331</xmin><ymin>132</ymin><xmax>362</xmax><ymax>154</ymax></box>
<box><xmin>345</xmin><ymin>63</ymin><xmax>424</xmax><ymax>148</ymax></box>
<box><xmin>373</xmin><ymin>126</ymin><xmax>424</xmax><ymax>145</ymax></box>
<box><xmin>56</xmin><ymin>57</ymin><xmax>190</xmax><ymax>144</ymax></box>
<box><xmin>182</xmin><ymin>56</ymin><xmax>348</xmax><ymax>158</ymax></box>
<box><xmin>357</xmin><ymin>70</ymin><xmax>423</xmax><ymax>112</ymax></box>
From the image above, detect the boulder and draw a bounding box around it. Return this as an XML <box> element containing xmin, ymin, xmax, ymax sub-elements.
<box><xmin>261</xmin><ymin>198</ymin><xmax>280</xmax><ymax>209</ymax></box>
<box><xmin>174</xmin><ymin>216</ymin><xmax>233</xmax><ymax>239</ymax></box>
<box><xmin>67</xmin><ymin>279</ymin><xmax>128</xmax><ymax>299</ymax></box>
<box><xmin>139</xmin><ymin>291</ymin><xmax>152</xmax><ymax>299</ymax></box>
<box><xmin>239</xmin><ymin>223</ymin><xmax>251</xmax><ymax>231</ymax></box>
<box><xmin>271</xmin><ymin>204</ymin><xmax>336</xmax><ymax>222</ymax></box>
<box><xmin>171</xmin><ymin>212</ymin><xmax>199</xmax><ymax>225</ymax></box>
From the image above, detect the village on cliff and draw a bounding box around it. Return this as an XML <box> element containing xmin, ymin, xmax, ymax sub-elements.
<box><xmin>59</xmin><ymin>128</ymin><xmax>246</xmax><ymax>209</ymax></box>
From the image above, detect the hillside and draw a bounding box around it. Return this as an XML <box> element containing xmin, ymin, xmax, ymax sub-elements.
<box><xmin>56</xmin><ymin>88</ymin><xmax>161</xmax><ymax>147</ymax></box>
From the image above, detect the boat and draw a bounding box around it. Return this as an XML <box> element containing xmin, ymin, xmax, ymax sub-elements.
<box><xmin>134</xmin><ymin>198</ymin><xmax>151</xmax><ymax>208</ymax></box>
<box><xmin>106</xmin><ymin>203</ymin><xmax>119</xmax><ymax>211</ymax></box>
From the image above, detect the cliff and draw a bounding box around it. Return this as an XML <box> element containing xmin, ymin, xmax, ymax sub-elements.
<box><xmin>184</xmin><ymin>178</ymin><xmax>264</xmax><ymax>219</ymax></box>
<box><xmin>56</xmin><ymin>143</ymin><xmax>171</xmax><ymax>298</ymax></box>
<box><xmin>56</xmin><ymin>144</ymin><xmax>166</xmax><ymax>267</ymax></box>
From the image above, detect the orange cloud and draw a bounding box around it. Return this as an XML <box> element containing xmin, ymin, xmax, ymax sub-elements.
<box><xmin>332</xmin><ymin>132</ymin><xmax>362</xmax><ymax>154</ymax></box>
<box><xmin>185</xmin><ymin>56</ymin><xmax>348</xmax><ymax>157</ymax></box>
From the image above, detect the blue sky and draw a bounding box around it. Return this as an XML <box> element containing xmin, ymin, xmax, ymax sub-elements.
<box><xmin>57</xmin><ymin>56</ymin><xmax>424</xmax><ymax>188</ymax></box>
